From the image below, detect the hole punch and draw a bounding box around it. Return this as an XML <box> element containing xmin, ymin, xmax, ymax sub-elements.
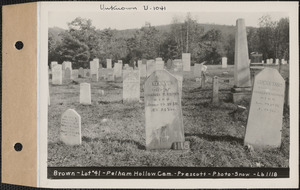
<box><xmin>14</xmin><ymin>143</ymin><xmax>23</xmax><ymax>152</ymax></box>
<box><xmin>15</xmin><ymin>41</ymin><xmax>24</xmax><ymax>50</ymax></box>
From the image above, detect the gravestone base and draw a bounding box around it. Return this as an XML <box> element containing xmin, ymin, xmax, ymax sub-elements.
<box><xmin>231</xmin><ymin>87</ymin><xmax>252</xmax><ymax>103</ymax></box>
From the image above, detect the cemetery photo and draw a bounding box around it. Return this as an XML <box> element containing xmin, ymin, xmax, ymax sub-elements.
<box><xmin>47</xmin><ymin>9</ymin><xmax>291</xmax><ymax>173</ymax></box>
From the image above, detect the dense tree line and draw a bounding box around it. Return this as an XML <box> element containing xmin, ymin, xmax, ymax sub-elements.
<box><xmin>48</xmin><ymin>14</ymin><xmax>289</xmax><ymax>69</ymax></box>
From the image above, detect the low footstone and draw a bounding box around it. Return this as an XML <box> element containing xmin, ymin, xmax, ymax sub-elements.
<box><xmin>60</xmin><ymin>109</ymin><xmax>81</xmax><ymax>146</ymax></box>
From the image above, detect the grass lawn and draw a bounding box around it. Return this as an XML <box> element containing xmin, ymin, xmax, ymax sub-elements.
<box><xmin>48</xmin><ymin>64</ymin><xmax>290</xmax><ymax>167</ymax></box>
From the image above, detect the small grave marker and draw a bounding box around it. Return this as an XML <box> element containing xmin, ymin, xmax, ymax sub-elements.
<box><xmin>60</xmin><ymin>109</ymin><xmax>81</xmax><ymax>146</ymax></box>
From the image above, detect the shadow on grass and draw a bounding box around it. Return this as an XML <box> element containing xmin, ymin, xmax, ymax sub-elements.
<box><xmin>98</xmin><ymin>100</ymin><xmax>123</xmax><ymax>105</ymax></box>
<box><xmin>82</xmin><ymin>136</ymin><xmax>146</xmax><ymax>150</ymax></box>
<box><xmin>185</xmin><ymin>132</ymin><xmax>243</xmax><ymax>145</ymax></box>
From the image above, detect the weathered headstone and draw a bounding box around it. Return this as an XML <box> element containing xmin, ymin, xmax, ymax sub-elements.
<box><xmin>64</xmin><ymin>68</ymin><xmax>72</xmax><ymax>82</ymax></box>
<box><xmin>106</xmin><ymin>59</ymin><xmax>112</xmax><ymax>69</ymax></box>
<box><xmin>80</xmin><ymin>83</ymin><xmax>91</xmax><ymax>105</ymax></box>
<box><xmin>222</xmin><ymin>57</ymin><xmax>228</xmax><ymax>68</ymax></box>
<box><xmin>182</xmin><ymin>53</ymin><xmax>191</xmax><ymax>71</ymax></box>
<box><xmin>114</xmin><ymin>63</ymin><xmax>123</xmax><ymax>78</ymax></box>
<box><xmin>145</xmin><ymin>70</ymin><xmax>184</xmax><ymax>149</ymax></box>
<box><xmin>84</xmin><ymin>69</ymin><xmax>90</xmax><ymax>78</ymax></box>
<box><xmin>62</xmin><ymin>61</ymin><xmax>72</xmax><ymax>71</ymax></box>
<box><xmin>72</xmin><ymin>69</ymin><xmax>78</xmax><ymax>79</ymax></box>
<box><xmin>91</xmin><ymin>73</ymin><xmax>98</xmax><ymax>82</ymax></box>
<box><xmin>107</xmin><ymin>69</ymin><xmax>115</xmax><ymax>81</ymax></box>
<box><xmin>118</xmin><ymin>60</ymin><xmax>123</xmax><ymax>64</ymax></box>
<box><xmin>90</xmin><ymin>60</ymin><xmax>99</xmax><ymax>77</ymax></box>
<box><xmin>244</xmin><ymin>68</ymin><xmax>285</xmax><ymax>148</ymax></box>
<box><xmin>166</xmin><ymin>59</ymin><xmax>172</xmax><ymax>70</ymax></box>
<box><xmin>155</xmin><ymin>57</ymin><xmax>163</xmax><ymax>61</ymax></box>
<box><xmin>234</xmin><ymin>18</ymin><xmax>251</xmax><ymax>88</ymax></box>
<box><xmin>275</xmin><ymin>59</ymin><xmax>279</xmax><ymax>65</ymax></box>
<box><xmin>194</xmin><ymin>63</ymin><xmax>202</xmax><ymax>78</ymax></box>
<box><xmin>167</xmin><ymin>59</ymin><xmax>183</xmax><ymax>98</ymax></box>
<box><xmin>78</xmin><ymin>67</ymin><xmax>84</xmax><ymax>78</ymax></box>
<box><xmin>60</xmin><ymin>109</ymin><xmax>82</xmax><ymax>146</ymax></box>
<box><xmin>51</xmin><ymin>61</ymin><xmax>58</xmax><ymax>69</ymax></box>
<box><xmin>155</xmin><ymin>60</ymin><xmax>164</xmax><ymax>70</ymax></box>
<box><xmin>146</xmin><ymin>60</ymin><xmax>156</xmax><ymax>77</ymax></box>
<box><xmin>123</xmin><ymin>70</ymin><xmax>140</xmax><ymax>102</ymax></box>
<box><xmin>52</xmin><ymin>64</ymin><xmax>62</xmax><ymax>85</ymax></box>
<box><xmin>98</xmin><ymin>68</ymin><xmax>106</xmax><ymax>80</ymax></box>
<box><xmin>270</xmin><ymin>58</ymin><xmax>273</xmax><ymax>64</ymax></box>
<box><xmin>281</xmin><ymin>59</ymin><xmax>286</xmax><ymax>65</ymax></box>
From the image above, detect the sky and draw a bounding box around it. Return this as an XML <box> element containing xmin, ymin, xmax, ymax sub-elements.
<box><xmin>48</xmin><ymin>11</ymin><xmax>289</xmax><ymax>30</ymax></box>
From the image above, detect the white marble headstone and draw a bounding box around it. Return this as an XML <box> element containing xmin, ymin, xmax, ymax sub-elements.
<box><xmin>60</xmin><ymin>109</ymin><xmax>81</xmax><ymax>145</ymax></box>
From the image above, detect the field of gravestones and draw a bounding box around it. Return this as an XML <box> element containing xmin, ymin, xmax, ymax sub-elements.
<box><xmin>48</xmin><ymin>64</ymin><xmax>290</xmax><ymax>168</ymax></box>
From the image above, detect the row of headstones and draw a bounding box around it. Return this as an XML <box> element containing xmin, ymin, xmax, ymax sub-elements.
<box><xmin>220</xmin><ymin>57</ymin><xmax>288</xmax><ymax>69</ymax></box>
<box><xmin>60</xmin><ymin>67</ymin><xmax>285</xmax><ymax>150</ymax></box>
<box><xmin>263</xmin><ymin>58</ymin><xmax>288</xmax><ymax>65</ymax></box>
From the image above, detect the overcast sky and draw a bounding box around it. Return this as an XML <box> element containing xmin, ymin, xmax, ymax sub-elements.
<box><xmin>49</xmin><ymin>12</ymin><xmax>289</xmax><ymax>30</ymax></box>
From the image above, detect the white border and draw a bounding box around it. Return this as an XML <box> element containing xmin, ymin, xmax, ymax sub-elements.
<box><xmin>38</xmin><ymin>1</ymin><xmax>299</xmax><ymax>188</ymax></box>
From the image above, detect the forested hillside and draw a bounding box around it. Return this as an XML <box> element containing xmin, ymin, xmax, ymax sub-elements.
<box><xmin>48</xmin><ymin>14</ymin><xmax>289</xmax><ymax>69</ymax></box>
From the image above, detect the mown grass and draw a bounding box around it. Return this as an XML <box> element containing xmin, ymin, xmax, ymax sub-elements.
<box><xmin>48</xmin><ymin>65</ymin><xmax>290</xmax><ymax>167</ymax></box>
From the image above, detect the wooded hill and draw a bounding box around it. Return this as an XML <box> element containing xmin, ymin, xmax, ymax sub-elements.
<box><xmin>48</xmin><ymin>15</ymin><xmax>289</xmax><ymax>69</ymax></box>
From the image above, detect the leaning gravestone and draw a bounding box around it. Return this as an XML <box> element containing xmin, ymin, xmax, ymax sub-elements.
<box><xmin>166</xmin><ymin>59</ymin><xmax>172</xmax><ymax>70</ymax></box>
<box><xmin>244</xmin><ymin>68</ymin><xmax>285</xmax><ymax>148</ymax></box>
<box><xmin>52</xmin><ymin>64</ymin><xmax>62</xmax><ymax>85</ymax></box>
<box><xmin>144</xmin><ymin>70</ymin><xmax>184</xmax><ymax>149</ymax></box>
<box><xmin>80</xmin><ymin>83</ymin><xmax>91</xmax><ymax>105</ymax></box>
<box><xmin>78</xmin><ymin>67</ymin><xmax>84</xmax><ymax>78</ymax></box>
<box><xmin>182</xmin><ymin>53</ymin><xmax>191</xmax><ymax>71</ymax></box>
<box><xmin>123</xmin><ymin>70</ymin><xmax>140</xmax><ymax>102</ymax></box>
<box><xmin>60</xmin><ymin>109</ymin><xmax>82</xmax><ymax>145</ymax></box>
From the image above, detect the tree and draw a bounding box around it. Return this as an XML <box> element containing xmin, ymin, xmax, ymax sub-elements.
<box><xmin>56</xmin><ymin>32</ymin><xmax>90</xmax><ymax>68</ymax></box>
<box><xmin>198</xmin><ymin>29</ymin><xmax>224</xmax><ymax>64</ymax></box>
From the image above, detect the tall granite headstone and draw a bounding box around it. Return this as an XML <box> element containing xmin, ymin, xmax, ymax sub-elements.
<box><xmin>244</xmin><ymin>68</ymin><xmax>285</xmax><ymax>148</ymax></box>
<box><xmin>60</xmin><ymin>109</ymin><xmax>81</xmax><ymax>145</ymax></box>
<box><xmin>145</xmin><ymin>70</ymin><xmax>184</xmax><ymax>149</ymax></box>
